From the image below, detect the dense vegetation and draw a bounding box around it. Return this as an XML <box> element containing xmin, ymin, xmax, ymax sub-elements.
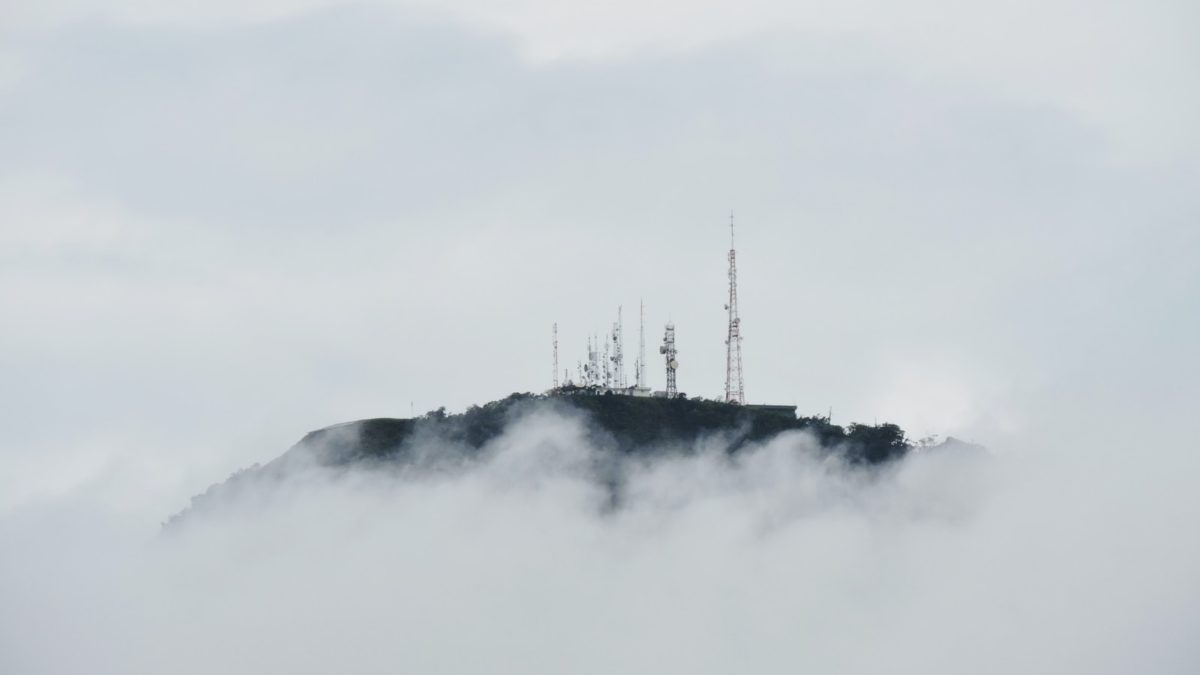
<box><xmin>296</xmin><ymin>392</ymin><xmax>911</xmax><ymax>466</ymax></box>
<box><xmin>166</xmin><ymin>392</ymin><xmax>921</xmax><ymax>528</ymax></box>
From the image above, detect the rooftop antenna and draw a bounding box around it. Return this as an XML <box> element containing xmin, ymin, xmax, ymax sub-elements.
<box><xmin>585</xmin><ymin>335</ymin><xmax>596</xmax><ymax>387</ymax></box>
<box><xmin>552</xmin><ymin>323</ymin><xmax>559</xmax><ymax>389</ymax></box>
<box><xmin>612</xmin><ymin>306</ymin><xmax>625</xmax><ymax>389</ymax></box>
<box><xmin>724</xmin><ymin>211</ymin><xmax>745</xmax><ymax>405</ymax></box>
<box><xmin>638</xmin><ymin>300</ymin><xmax>647</xmax><ymax>390</ymax></box>
<box><xmin>660</xmin><ymin>322</ymin><xmax>678</xmax><ymax>398</ymax></box>
<box><xmin>603</xmin><ymin>333</ymin><xmax>612</xmax><ymax>388</ymax></box>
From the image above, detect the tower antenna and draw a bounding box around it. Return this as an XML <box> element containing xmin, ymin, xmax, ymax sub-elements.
<box><xmin>592</xmin><ymin>334</ymin><xmax>601</xmax><ymax>387</ymax></box>
<box><xmin>612</xmin><ymin>306</ymin><xmax>625</xmax><ymax>389</ymax></box>
<box><xmin>603</xmin><ymin>332</ymin><xmax>611</xmax><ymax>388</ymax></box>
<box><xmin>585</xmin><ymin>335</ymin><xmax>596</xmax><ymax>387</ymax></box>
<box><xmin>660</xmin><ymin>322</ymin><xmax>678</xmax><ymax>398</ymax></box>
<box><xmin>552</xmin><ymin>323</ymin><xmax>559</xmax><ymax>389</ymax></box>
<box><xmin>724</xmin><ymin>211</ymin><xmax>745</xmax><ymax>404</ymax></box>
<box><xmin>638</xmin><ymin>300</ymin><xmax>647</xmax><ymax>390</ymax></box>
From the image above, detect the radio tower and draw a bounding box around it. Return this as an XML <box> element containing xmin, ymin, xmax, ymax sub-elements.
<box><xmin>552</xmin><ymin>323</ymin><xmax>559</xmax><ymax>389</ymax></box>
<box><xmin>586</xmin><ymin>335</ymin><xmax>598</xmax><ymax>387</ymax></box>
<box><xmin>591</xmin><ymin>334</ymin><xmax>602</xmax><ymax>387</ymax></box>
<box><xmin>603</xmin><ymin>334</ymin><xmax>612</xmax><ymax>388</ymax></box>
<box><xmin>611</xmin><ymin>306</ymin><xmax>625</xmax><ymax>389</ymax></box>
<box><xmin>724</xmin><ymin>212</ymin><xmax>745</xmax><ymax>404</ymax></box>
<box><xmin>660</xmin><ymin>322</ymin><xmax>678</xmax><ymax>398</ymax></box>
<box><xmin>637</xmin><ymin>300</ymin><xmax>647</xmax><ymax>390</ymax></box>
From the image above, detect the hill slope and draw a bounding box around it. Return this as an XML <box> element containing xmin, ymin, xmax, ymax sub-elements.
<box><xmin>167</xmin><ymin>393</ymin><xmax>933</xmax><ymax>527</ymax></box>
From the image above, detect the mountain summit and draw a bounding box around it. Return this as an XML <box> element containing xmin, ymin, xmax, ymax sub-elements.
<box><xmin>166</xmin><ymin>393</ymin><xmax>971</xmax><ymax>528</ymax></box>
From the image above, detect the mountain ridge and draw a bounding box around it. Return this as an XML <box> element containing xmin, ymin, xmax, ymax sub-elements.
<box><xmin>166</xmin><ymin>393</ymin><xmax>974</xmax><ymax>528</ymax></box>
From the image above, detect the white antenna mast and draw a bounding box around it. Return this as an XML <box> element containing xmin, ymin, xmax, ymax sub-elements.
<box><xmin>603</xmin><ymin>333</ymin><xmax>611</xmax><ymax>388</ymax></box>
<box><xmin>585</xmin><ymin>335</ymin><xmax>596</xmax><ymax>387</ymax></box>
<box><xmin>612</xmin><ymin>306</ymin><xmax>625</xmax><ymax>389</ymax></box>
<box><xmin>724</xmin><ymin>212</ymin><xmax>745</xmax><ymax>404</ymax></box>
<box><xmin>660</xmin><ymin>322</ymin><xmax>678</xmax><ymax>398</ymax></box>
<box><xmin>552</xmin><ymin>323</ymin><xmax>559</xmax><ymax>389</ymax></box>
<box><xmin>638</xmin><ymin>300</ymin><xmax>647</xmax><ymax>390</ymax></box>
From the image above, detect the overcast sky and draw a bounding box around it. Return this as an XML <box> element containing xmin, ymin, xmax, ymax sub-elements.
<box><xmin>2</xmin><ymin>1</ymin><xmax>1199</xmax><ymax>673</ymax></box>
<box><xmin>2</xmin><ymin>0</ymin><xmax>1198</xmax><ymax>573</ymax></box>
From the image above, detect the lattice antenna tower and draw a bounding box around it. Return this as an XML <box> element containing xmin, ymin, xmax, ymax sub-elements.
<box><xmin>611</xmin><ymin>306</ymin><xmax>625</xmax><ymax>389</ymax></box>
<box><xmin>660</xmin><ymin>322</ymin><xmax>678</xmax><ymax>398</ymax></box>
<box><xmin>603</xmin><ymin>334</ymin><xmax>611</xmax><ymax>388</ymax></box>
<box><xmin>724</xmin><ymin>212</ymin><xmax>745</xmax><ymax>404</ymax></box>
<box><xmin>552</xmin><ymin>323</ymin><xmax>559</xmax><ymax>389</ymax></box>
<box><xmin>594</xmin><ymin>334</ymin><xmax>602</xmax><ymax>387</ymax></box>
<box><xmin>585</xmin><ymin>335</ymin><xmax>597</xmax><ymax>387</ymax></box>
<box><xmin>637</xmin><ymin>300</ymin><xmax>647</xmax><ymax>389</ymax></box>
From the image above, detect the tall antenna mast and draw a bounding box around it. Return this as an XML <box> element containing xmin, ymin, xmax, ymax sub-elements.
<box><xmin>638</xmin><ymin>300</ymin><xmax>647</xmax><ymax>389</ymax></box>
<box><xmin>592</xmin><ymin>334</ymin><xmax>601</xmax><ymax>387</ymax></box>
<box><xmin>724</xmin><ymin>212</ymin><xmax>745</xmax><ymax>404</ymax></box>
<box><xmin>603</xmin><ymin>334</ymin><xmax>611</xmax><ymax>388</ymax></box>
<box><xmin>660</xmin><ymin>322</ymin><xmax>678</xmax><ymax>398</ymax></box>
<box><xmin>612</xmin><ymin>306</ymin><xmax>625</xmax><ymax>389</ymax></box>
<box><xmin>552</xmin><ymin>323</ymin><xmax>559</xmax><ymax>389</ymax></box>
<box><xmin>585</xmin><ymin>335</ymin><xmax>597</xmax><ymax>387</ymax></box>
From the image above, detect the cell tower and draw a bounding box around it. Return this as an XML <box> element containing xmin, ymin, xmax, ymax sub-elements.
<box><xmin>637</xmin><ymin>300</ymin><xmax>647</xmax><ymax>390</ymax></box>
<box><xmin>586</xmin><ymin>335</ymin><xmax>600</xmax><ymax>387</ymax></box>
<box><xmin>594</xmin><ymin>335</ymin><xmax>601</xmax><ymax>386</ymax></box>
<box><xmin>603</xmin><ymin>334</ymin><xmax>612</xmax><ymax>388</ymax></box>
<box><xmin>611</xmin><ymin>306</ymin><xmax>625</xmax><ymax>389</ymax></box>
<box><xmin>552</xmin><ymin>323</ymin><xmax>559</xmax><ymax>389</ymax></box>
<box><xmin>724</xmin><ymin>212</ymin><xmax>745</xmax><ymax>404</ymax></box>
<box><xmin>660</xmin><ymin>322</ymin><xmax>678</xmax><ymax>398</ymax></box>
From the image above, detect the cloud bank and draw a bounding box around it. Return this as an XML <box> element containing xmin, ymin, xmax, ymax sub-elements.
<box><xmin>2</xmin><ymin>407</ymin><xmax>1197</xmax><ymax>674</ymax></box>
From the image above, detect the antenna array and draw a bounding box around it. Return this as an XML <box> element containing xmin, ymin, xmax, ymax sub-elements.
<box><xmin>611</xmin><ymin>306</ymin><xmax>625</xmax><ymax>389</ymax></box>
<box><xmin>660</xmin><ymin>322</ymin><xmax>678</xmax><ymax>398</ymax></box>
<box><xmin>548</xmin><ymin>213</ymin><xmax>747</xmax><ymax>404</ymax></box>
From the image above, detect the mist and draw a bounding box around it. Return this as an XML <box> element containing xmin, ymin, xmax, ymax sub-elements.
<box><xmin>2</xmin><ymin>405</ymin><xmax>1197</xmax><ymax>674</ymax></box>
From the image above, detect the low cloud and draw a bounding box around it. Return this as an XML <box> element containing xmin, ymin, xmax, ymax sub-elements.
<box><xmin>2</xmin><ymin>407</ymin><xmax>1196</xmax><ymax>674</ymax></box>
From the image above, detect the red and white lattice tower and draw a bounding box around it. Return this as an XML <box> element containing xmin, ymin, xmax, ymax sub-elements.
<box><xmin>724</xmin><ymin>213</ymin><xmax>745</xmax><ymax>404</ymax></box>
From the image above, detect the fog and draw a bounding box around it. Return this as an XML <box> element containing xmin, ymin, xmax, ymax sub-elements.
<box><xmin>2</xmin><ymin>404</ymin><xmax>1197</xmax><ymax>674</ymax></box>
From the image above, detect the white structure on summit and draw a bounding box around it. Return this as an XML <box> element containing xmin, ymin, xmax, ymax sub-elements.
<box><xmin>660</xmin><ymin>322</ymin><xmax>678</xmax><ymax>398</ymax></box>
<box><xmin>611</xmin><ymin>307</ymin><xmax>626</xmax><ymax>389</ymax></box>
<box><xmin>724</xmin><ymin>212</ymin><xmax>745</xmax><ymax>405</ymax></box>
<box><xmin>637</xmin><ymin>300</ymin><xmax>647</xmax><ymax>390</ymax></box>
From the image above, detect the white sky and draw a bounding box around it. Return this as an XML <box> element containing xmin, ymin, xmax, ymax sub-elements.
<box><xmin>1</xmin><ymin>2</ymin><xmax>1199</xmax><ymax>673</ymax></box>
<box><xmin>0</xmin><ymin>0</ymin><xmax>1196</xmax><ymax>521</ymax></box>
